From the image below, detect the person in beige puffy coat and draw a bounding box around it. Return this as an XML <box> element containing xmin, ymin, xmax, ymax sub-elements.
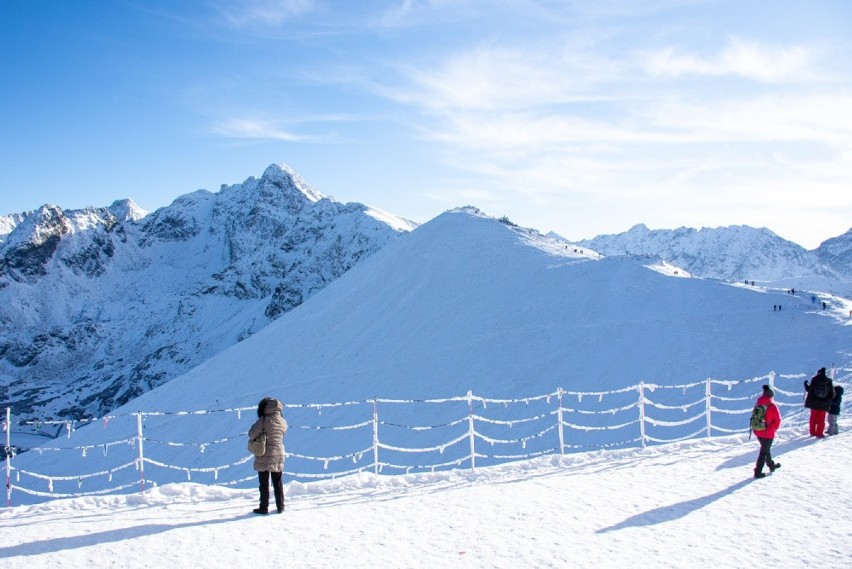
<box><xmin>249</xmin><ymin>397</ymin><xmax>288</xmax><ymax>514</ymax></box>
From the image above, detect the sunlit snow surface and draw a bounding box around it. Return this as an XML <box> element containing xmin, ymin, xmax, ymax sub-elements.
<box><xmin>2</xmin><ymin>426</ymin><xmax>850</xmax><ymax>568</ymax></box>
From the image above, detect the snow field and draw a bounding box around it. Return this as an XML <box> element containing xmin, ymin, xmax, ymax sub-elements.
<box><xmin>2</xmin><ymin>425</ymin><xmax>850</xmax><ymax>568</ymax></box>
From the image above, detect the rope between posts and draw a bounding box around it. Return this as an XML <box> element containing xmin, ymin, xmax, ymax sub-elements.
<box><xmin>378</xmin><ymin>457</ymin><xmax>471</xmax><ymax>473</ymax></box>
<box><xmin>13</xmin><ymin>460</ymin><xmax>138</xmax><ymax>482</ymax></box>
<box><xmin>293</xmin><ymin>419</ymin><xmax>373</xmax><ymax>431</ymax></box>
<box><xmin>11</xmin><ymin>480</ymin><xmax>143</xmax><ymax>498</ymax></box>
<box><xmin>488</xmin><ymin>447</ymin><xmax>560</xmax><ymax>460</ymax></box>
<box><xmin>644</xmin><ymin>426</ymin><xmax>708</xmax><ymax>444</ymax></box>
<box><xmin>283</xmin><ymin>465</ymin><xmax>371</xmax><ymax>479</ymax></box>
<box><xmin>643</xmin><ymin>411</ymin><xmax>707</xmax><ymax>427</ymax></box>
<box><xmin>709</xmin><ymin>406</ymin><xmax>753</xmax><ymax>415</ymax></box>
<box><xmin>286</xmin><ymin>446</ymin><xmax>373</xmax><ymax>464</ymax></box>
<box><xmin>475</xmin><ymin>424</ymin><xmax>558</xmax><ymax>446</ymax></box>
<box><xmin>561</xmin><ymin>401</ymin><xmax>639</xmax><ymax>415</ymax></box>
<box><xmin>472</xmin><ymin>412</ymin><xmax>552</xmax><ymax>426</ymax></box>
<box><xmin>561</xmin><ymin>418</ymin><xmax>641</xmax><ymax>431</ymax></box>
<box><xmin>377</xmin><ymin>432</ymin><xmax>469</xmax><ymax>454</ymax></box>
<box><xmin>380</xmin><ymin>417</ymin><xmax>469</xmax><ymax>430</ymax></box>
<box><xmin>562</xmin><ymin>437</ymin><xmax>644</xmax><ymax>450</ymax></box>
<box><xmin>643</xmin><ymin>398</ymin><xmax>705</xmax><ymax>411</ymax></box>
<box><xmin>711</xmin><ymin>394</ymin><xmax>755</xmax><ymax>402</ymax></box>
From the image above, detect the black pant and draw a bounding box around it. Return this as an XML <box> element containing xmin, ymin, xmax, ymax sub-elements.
<box><xmin>258</xmin><ymin>471</ymin><xmax>284</xmax><ymax>512</ymax></box>
<box><xmin>755</xmin><ymin>436</ymin><xmax>775</xmax><ymax>473</ymax></box>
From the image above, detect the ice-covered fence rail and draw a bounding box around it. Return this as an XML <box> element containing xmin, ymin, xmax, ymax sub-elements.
<box><xmin>12</xmin><ymin>459</ymin><xmax>138</xmax><ymax>498</ymax></box>
<box><xmin>561</xmin><ymin>401</ymin><xmax>639</xmax><ymax>415</ymax></box>
<box><xmin>381</xmin><ymin>416</ymin><xmax>469</xmax><ymax>430</ymax></box>
<box><xmin>562</xmin><ymin>418</ymin><xmax>641</xmax><ymax>431</ymax></box>
<box><xmin>143</xmin><ymin>454</ymin><xmax>253</xmax><ymax>482</ymax></box>
<box><xmin>144</xmin><ymin>433</ymin><xmax>244</xmax><ymax>450</ymax></box>
<box><xmin>24</xmin><ymin>437</ymin><xmax>137</xmax><ymax>456</ymax></box>
<box><xmin>287</xmin><ymin>446</ymin><xmax>374</xmax><ymax>466</ymax></box>
<box><xmin>2</xmin><ymin>370</ymin><xmax>823</xmax><ymax>506</ymax></box>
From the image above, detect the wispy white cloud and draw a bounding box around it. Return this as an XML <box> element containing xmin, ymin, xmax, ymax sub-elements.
<box><xmin>387</xmin><ymin>36</ymin><xmax>850</xmax><ymax>155</ymax></box>
<box><xmin>638</xmin><ymin>38</ymin><xmax>819</xmax><ymax>83</ymax></box>
<box><xmin>374</xmin><ymin>27</ymin><xmax>852</xmax><ymax>246</ymax></box>
<box><xmin>638</xmin><ymin>93</ymin><xmax>852</xmax><ymax>144</ymax></box>
<box><xmin>394</xmin><ymin>44</ymin><xmax>623</xmax><ymax>112</ymax></box>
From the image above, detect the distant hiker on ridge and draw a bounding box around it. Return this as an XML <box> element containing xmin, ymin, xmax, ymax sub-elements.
<box><xmin>827</xmin><ymin>383</ymin><xmax>844</xmax><ymax>436</ymax></box>
<box><xmin>804</xmin><ymin>367</ymin><xmax>835</xmax><ymax>438</ymax></box>
<box><xmin>248</xmin><ymin>397</ymin><xmax>288</xmax><ymax>514</ymax></box>
<box><xmin>750</xmin><ymin>385</ymin><xmax>781</xmax><ymax>479</ymax></box>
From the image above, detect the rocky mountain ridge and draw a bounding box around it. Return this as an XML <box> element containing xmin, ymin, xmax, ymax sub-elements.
<box><xmin>0</xmin><ymin>164</ymin><xmax>415</xmax><ymax>423</ymax></box>
<box><xmin>574</xmin><ymin>223</ymin><xmax>852</xmax><ymax>297</ymax></box>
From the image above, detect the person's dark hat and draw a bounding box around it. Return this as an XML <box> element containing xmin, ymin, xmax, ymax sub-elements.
<box><xmin>818</xmin><ymin>367</ymin><xmax>826</xmax><ymax>374</ymax></box>
<box><xmin>762</xmin><ymin>385</ymin><xmax>774</xmax><ymax>397</ymax></box>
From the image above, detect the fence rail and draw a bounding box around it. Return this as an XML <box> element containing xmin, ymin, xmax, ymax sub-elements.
<box><xmin>3</xmin><ymin>368</ymin><xmax>846</xmax><ymax>507</ymax></box>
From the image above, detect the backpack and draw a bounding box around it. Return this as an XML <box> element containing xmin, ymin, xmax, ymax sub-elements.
<box><xmin>813</xmin><ymin>378</ymin><xmax>830</xmax><ymax>400</ymax></box>
<box><xmin>749</xmin><ymin>404</ymin><xmax>767</xmax><ymax>432</ymax></box>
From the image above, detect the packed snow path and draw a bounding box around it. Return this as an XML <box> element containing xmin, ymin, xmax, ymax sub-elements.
<box><xmin>2</xmin><ymin>428</ymin><xmax>850</xmax><ymax>568</ymax></box>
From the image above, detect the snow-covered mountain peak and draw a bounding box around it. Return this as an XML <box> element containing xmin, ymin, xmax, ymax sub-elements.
<box><xmin>208</xmin><ymin>163</ymin><xmax>327</xmax><ymax>221</ymax></box>
<box><xmin>0</xmin><ymin>212</ymin><xmax>26</xmax><ymax>241</ymax></box>
<box><xmin>108</xmin><ymin>198</ymin><xmax>147</xmax><ymax>222</ymax></box>
<box><xmin>3</xmin><ymin>204</ymin><xmax>71</xmax><ymax>249</ymax></box>
<box><xmin>260</xmin><ymin>162</ymin><xmax>324</xmax><ymax>203</ymax></box>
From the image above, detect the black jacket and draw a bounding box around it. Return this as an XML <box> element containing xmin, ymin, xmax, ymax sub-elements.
<box><xmin>829</xmin><ymin>385</ymin><xmax>844</xmax><ymax>416</ymax></box>
<box><xmin>804</xmin><ymin>372</ymin><xmax>835</xmax><ymax>412</ymax></box>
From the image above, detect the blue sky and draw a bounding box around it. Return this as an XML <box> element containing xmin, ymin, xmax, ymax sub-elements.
<box><xmin>1</xmin><ymin>0</ymin><xmax>850</xmax><ymax>248</ymax></box>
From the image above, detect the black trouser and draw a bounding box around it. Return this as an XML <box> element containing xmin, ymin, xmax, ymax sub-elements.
<box><xmin>755</xmin><ymin>436</ymin><xmax>775</xmax><ymax>473</ymax></box>
<box><xmin>258</xmin><ymin>471</ymin><xmax>284</xmax><ymax>512</ymax></box>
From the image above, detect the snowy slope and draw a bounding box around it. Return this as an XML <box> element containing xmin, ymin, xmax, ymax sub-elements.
<box><xmin>115</xmin><ymin>207</ymin><xmax>852</xmax><ymax>404</ymax></box>
<box><xmin>0</xmin><ymin>164</ymin><xmax>415</xmax><ymax>422</ymax></box>
<box><xmin>6</xmin><ymin>207</ymin><xmax>850</xmax><ymax>504</ymax></box>
<box><xmin>2</xmin><ymin>427</ymin><xmax>851</xmax><ymax>568</ymax></box>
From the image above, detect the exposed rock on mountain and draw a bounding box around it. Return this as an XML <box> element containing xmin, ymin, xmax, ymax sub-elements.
<box><xmin>0</xmin><ymin>164</ymin><xmax>414</xmax><ymax>422</ymax></box>
<box><xmin>816</xmin><ymin>228</ymin><xmax>852</xmax><ymax>277</ymax></box>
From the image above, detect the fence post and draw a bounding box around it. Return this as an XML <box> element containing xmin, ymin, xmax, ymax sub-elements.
<box><xmin>135</xmin><ymin>412</ymin><xmax>146</xmax><ymax>493</ymax></box>
<box><xmin>467</xmin><ymin>390</ymin><xmax>476</xmax><ymax>471</ymax></box>
<box><xmin>638</xmin><ymin>382</ymin><xmax>646</xmax><ymax>448</ymax></box>
<box><xmin>372</xmin><ymin>398</ymin><xmax>379</xmax><ymax>477</ymax></box>
<box><xmin>4</xmin><ymin>407</ymin><xmax>11</xmax><ymax>508</ymax></box>
<box><xmin>705</xmin><ymin>378</ymin><xmax>713</xmax><ymax>439</ymax></box>
<box><xmin>556</xmin><ymin>388</ymin><xmax>565</xmax><ymax>456</ymax></box>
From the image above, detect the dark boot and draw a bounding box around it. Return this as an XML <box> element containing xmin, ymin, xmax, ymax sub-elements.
<box><xmin>754</xmin><ymin>469</ymin><xmax>766</xmax><ymax>479</ymax></box>
<box><xmin>253</xmin><ymin>508</ymin><xmax>268</xmax><ymax>515</ymax></box>
<box><xmin>769</xmin><ymin>462</ymin><xmax>781</xmax><ymax>473</ymax></box>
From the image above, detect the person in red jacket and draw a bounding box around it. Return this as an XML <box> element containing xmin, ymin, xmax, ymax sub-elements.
<box><xmin>752</xmin><ymin>385</ymin><xmax>782</xmax><ymax>479</ymax></box>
